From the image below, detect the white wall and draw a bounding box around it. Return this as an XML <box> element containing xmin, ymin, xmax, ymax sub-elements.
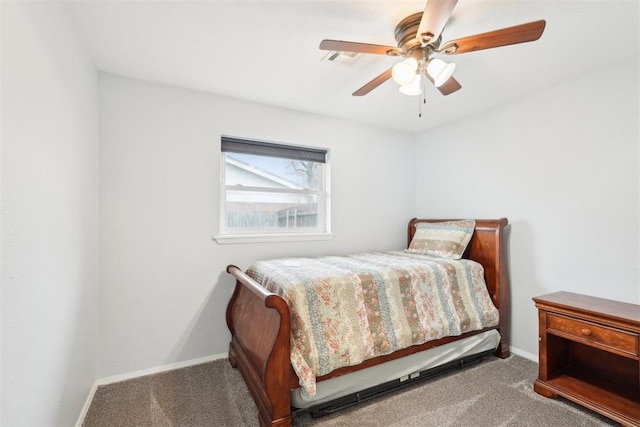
<box><xmin>1</xmin><ymin>3</ymin><xmax>99</xmax><ymax>426</ymax></box>
<box><xmin>415</xmin><ymin>59</ymin><xmax>639</xmax><ymax>357</ymax></box>
<box><xmin>97</xmin><ymin>73</ymin><xmax>416</xmax><ymax>377</ymax></box>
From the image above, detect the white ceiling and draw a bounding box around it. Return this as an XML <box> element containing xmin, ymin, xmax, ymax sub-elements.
<box><xmin>68</xmin><ymin>1</ymin><xmax>639</xmax><ymax>134</ymax></box>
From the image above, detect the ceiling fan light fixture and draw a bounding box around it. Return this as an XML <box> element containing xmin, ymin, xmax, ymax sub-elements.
<box><xmin>399</xmin><ymin>74</ymin><xmax>422</xmax><ymax>96</ymax></box>
<box><xmin>427</xmin><ymin>58</ymin><xmax>456</xmax><ymax>87</ymax></box>
<box><xmin>391</xmin><ymin>57</ymin><xmax>418</xmax><ymax>86</ymax></box>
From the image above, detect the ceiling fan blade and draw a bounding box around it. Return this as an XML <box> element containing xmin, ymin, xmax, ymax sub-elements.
<box><xmin>424</xmin><ymin>71</ymin><xmax>462</xmax><ymax>96</ymax></box>
<box><xmin>319</xmin><ymin>39</ymin><xmax>402</xmax><ymax>56</ymax></box>
<box><xmin>416</xmin><ymin>0</ymin><xmax>458</xmax><ymax>45</ymax></box>
<box><xmin>436</xmin><ymin>75</ymin><xmax>462</xmax><ymax>95</ymax></box>
<box><xmin>353</xmin><ymin>68</ymin><xmax>393</xmax><ymax>96</ymax></box>
<box><xmin>440</xmin><ymin>20</ymin><xmax>546</xmax><ymax>54</ymax></box>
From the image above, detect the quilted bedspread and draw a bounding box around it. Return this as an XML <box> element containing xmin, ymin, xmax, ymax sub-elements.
<box><xmin>246</xmin><ymin>251</ymin><xmax>499</xmax><ymax>396</ymax></box>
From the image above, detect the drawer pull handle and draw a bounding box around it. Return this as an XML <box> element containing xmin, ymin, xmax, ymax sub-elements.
<box><xmin>581</xmin><ymin>328</ymin><xmax>592</xmax><ymax>336</ymax></box>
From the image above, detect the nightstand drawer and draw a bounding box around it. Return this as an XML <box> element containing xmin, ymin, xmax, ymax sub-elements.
<box><xmin>547</xmin><ymin>313</ymin><xmax>639</xmax><ymax>357</ymax></box>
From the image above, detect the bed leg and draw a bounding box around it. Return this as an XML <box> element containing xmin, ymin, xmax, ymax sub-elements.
<box><xmin>228</xmin><ymin>345</ymin><xmax>238</xmax><ymax>369</ymax></box>
<box><xmin>495</xmin><ymin>337</ymin><xmax>510</xmax><ymax>359</ymax></box>
<box><xmin>259</xmin><ymin>413</ymin><xmax>292</xmax><ymax>427</ymax></box>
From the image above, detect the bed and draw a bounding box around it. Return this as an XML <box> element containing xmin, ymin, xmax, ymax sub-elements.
<box><xmin>225</xmin><ymin>218</ymin><xmax>510</xmax><ymax>426</ymax></box>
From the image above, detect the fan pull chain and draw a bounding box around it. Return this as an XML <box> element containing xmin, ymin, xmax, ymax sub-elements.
<box><xmin>418</xmin><ymin>75</ymin><xmax>426</xmax><ymax>118</ymax></box>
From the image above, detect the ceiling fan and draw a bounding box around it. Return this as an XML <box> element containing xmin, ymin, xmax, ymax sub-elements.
<box><xmin>319</xmin><ymin>0</ymin><xmax>546</xmax><ymax>97</ymax></box>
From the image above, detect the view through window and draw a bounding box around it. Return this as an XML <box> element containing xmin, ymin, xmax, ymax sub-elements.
<box><xmin>220</xmin><ymin>137</ymin><xmax>329</xmax><ymax>235</ymax></box>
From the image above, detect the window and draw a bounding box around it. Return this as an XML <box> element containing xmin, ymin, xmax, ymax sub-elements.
<box><xmin>215</xmin><ymin>136</ymin><xmax>331</xmax><ymax>243</ymax></box>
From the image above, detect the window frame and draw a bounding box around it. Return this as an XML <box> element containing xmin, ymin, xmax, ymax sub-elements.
<box><xmin>214</xmin><ymin>136</ymin><xmax>332</xmax><ymax>244</ymax></box>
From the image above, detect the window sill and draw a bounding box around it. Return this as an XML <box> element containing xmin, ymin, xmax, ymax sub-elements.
<box><xmin>213</xmin><ymin>232</ymin><xmax>335</xmax><ymax>245</ymax></box>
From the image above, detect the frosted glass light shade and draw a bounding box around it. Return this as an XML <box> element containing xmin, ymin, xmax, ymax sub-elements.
<box><xmin>392</xmin><ymin>58</ymin><xmax>418</xmax><ymax>86</ymax></box>
<box><xmin>427</xmin><ymin>58</ymin><xmax>455</xmax><ymax>87</ymax></box>
<box><xmin>399</xmin><ymin>74</ymin><xmax>421</xmax><ymax>96</ymax></box>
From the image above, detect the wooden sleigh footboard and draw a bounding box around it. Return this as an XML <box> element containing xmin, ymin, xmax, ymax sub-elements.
<box><xmin>226</xmin><ymin>265</ymin><xmax>293</xmax><ymax>426</ymax></box>
<box><xmin>226</xmin><ymin>218</ymin><xmax>510</xmax><ymax>427</ymax></box>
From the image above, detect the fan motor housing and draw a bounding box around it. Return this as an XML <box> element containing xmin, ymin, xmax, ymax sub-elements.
<box><xmin>395</xmin><ymin>12</ymin><xmax>439</xmax><ymax>60</ymax></box>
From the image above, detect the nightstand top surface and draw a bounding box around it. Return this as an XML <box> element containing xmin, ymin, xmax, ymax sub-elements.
<box><xmin>533</xmin><ymin>291</ymin><xmax>640</xmax><ymax>325</ymax></box>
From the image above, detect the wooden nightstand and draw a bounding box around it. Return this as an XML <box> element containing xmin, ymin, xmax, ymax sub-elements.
<box><xmin>533</xmin><ymin>291</ymin><xmax>640</xmax><ymax>426</ymax></box>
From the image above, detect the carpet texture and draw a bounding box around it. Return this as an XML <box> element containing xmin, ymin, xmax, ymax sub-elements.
<box><xmin>83</xmin><ymin>355</ymin><xmax>616</xmax><ymax>426</ymax></box>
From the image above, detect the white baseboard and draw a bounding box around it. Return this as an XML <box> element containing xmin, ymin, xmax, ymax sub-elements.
<box><xmin>75</xmin><ymin>352</ymin><xmax>228</xmax><ymax>427</ymax></box>
<box><xmin>76</xmin><ymin>382</ymin><xmax>99</xmax><ymax>427</ymax></box>
<box><xmin>510</xmin><ymin>346</ymin><xmax>538</xmax><ymax>362</ymax></box>
<box><xmin>95</xmin><ymin>352</ymin><xmax>229</xmax><ymax>386</ymax></box>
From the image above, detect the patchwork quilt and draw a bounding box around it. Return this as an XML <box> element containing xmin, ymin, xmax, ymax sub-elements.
<box><xmin>246</xmin><ymin>251</ymin><xmax>499</xmax><ymax>395</ymax></box>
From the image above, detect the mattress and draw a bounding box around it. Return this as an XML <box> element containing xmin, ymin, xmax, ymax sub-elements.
<box><xmin>291</xmin><ymin>329</ymin><xmax>500</xmax><ymax>409</ymax></box>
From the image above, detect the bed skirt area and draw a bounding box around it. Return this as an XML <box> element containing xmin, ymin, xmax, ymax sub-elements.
<box><xmin>291</xmin><ymin>329</ymin><xmax>500</xmax><ymax>409</ymax></box>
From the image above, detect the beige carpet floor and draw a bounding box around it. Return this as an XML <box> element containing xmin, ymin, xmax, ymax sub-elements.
<box><xmin>83</xmin><ymin>355</ymin><xmax>617</xmax><ymax>426</ymax></box>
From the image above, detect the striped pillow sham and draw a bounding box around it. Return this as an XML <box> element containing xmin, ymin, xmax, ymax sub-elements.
<box><xmin>406</xmin><ymin>219</ymin><xmax>476</xmax><ymax>259</ymax></box>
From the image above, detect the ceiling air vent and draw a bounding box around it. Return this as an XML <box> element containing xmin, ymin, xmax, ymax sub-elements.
<box><xmin>321</xmin><ymin>50</ymin><xmax>363</xmax><ymax>66</ymax></box>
